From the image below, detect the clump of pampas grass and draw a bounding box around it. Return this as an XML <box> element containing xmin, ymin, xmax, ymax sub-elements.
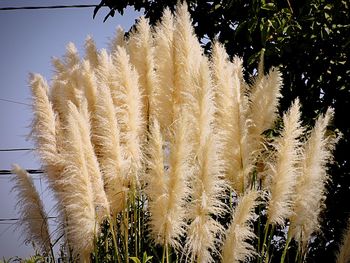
<box><xmin>17</xmin><ymin>2</ymin><xmax>340</xmax><ymax>262</ymax></box>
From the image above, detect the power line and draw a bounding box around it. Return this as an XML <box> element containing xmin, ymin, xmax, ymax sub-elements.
<box><xmin>0</xmin><ymin>217</ymin><xmax>56</xmax><ymax>222</ymax></box>
<box><xmin>0</xmin><ymin>169</ymin><xmax>43</xmax><ymax>175</ymax></box>
<box><xmin>0</xmin><ymin>148</ymin><xmax>34</xmax><ymax>152</ymax></box>
<box><xmin>0</xmin><ymin>98</ymin><xmax>30</xmax><ymax>106</ymax></box>
<box><xmin>0</xmin><ymin>4</ymin><xmax>102</xmax><ymax>11</ymax></box>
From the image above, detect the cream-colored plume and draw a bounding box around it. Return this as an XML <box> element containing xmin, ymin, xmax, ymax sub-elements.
<box><xmin>247</xmin><ymin>68</ymin><xmax>282</xmax><ymax>153</ymax></box>
<box><xmin>184</xmin><ymin>134</ymin><xmax>226</xmax><ymax>263</ymax></box>
<box><xmin>289</xmin><ymin>108</ymin><xmax>336</xmax><ymax>245</ymax></box>
<box><xmin>173</xmin><ymin>2</ymin><xmax>202</xmax><ymax>119</ymax></box>
<box><xmin>211</xmin><ymin>42</ymin><xmax>250</xmax><ymax>193</ymax></box>
<box><xmin>336</xmin><ymin>218</ymin><xmax>350</xmax><ymax>263</ymax></box>
<box><xmin>59</xmin><ymin>102</ymin><xmax>97</xmax><ymax>260</ymax></box>
<box><xmin>50</xmin><ymin>44</ymin><xmax>85</xmax><ymax>113</ymax></box>
<box><xmin>79</xmin><ymin>60</ymin><xmax>98</xmax><ymax>114</ymax></box>
<box><xmin>145</xmin><ymin>119</ymin><xmax>168</xmax><ymax>244</ymax></box>
<box><xmin>30</xmin><ymin>73</ymin><xmax>57</xmax><ymax>166</ymax></box>
<box><xmin>222</xmin><ymin>190</ymin><xmax>259</xmax><ymax>263</ymax></box>
<box><xmin>267</xmin><ymin>99</ymin><xmax>303</xmax><ymax>226</ymax></box>
<box><xmin>12</xmin><ymin>164</ymin><xmax>51</xmax><ymax>255</ymax></box>
<box><xmin>30</xmin><ymin>73</ymin><xmax>64</xmax><ymax>196</ymax></box>
<box><xmin>109</xmin><ymin>26</ymin><xmax>126</xmax><ymax>52</ymax></box>
<box><xmin>153</xmin><ymin>8</ymin><xmax>175</xmax><ymax>130</ymax></box>
<box><xmin>128</xmin><ymin>17</ymin><xmax>157</xmax><ymax>122</ymax></box>
<box><xmin>184</xmin><ymin>58</ymin><xmax>227</xmax><ymax>263</ymax></box>
<box><xmin>147</xmin><ymin>116</ymin><xmax>192</xmax><ymax>249</ymax></box>
<box><xmin>64</xmin><ymin>42</ymin><xmax>80</xmax><ymax>68</ymax></box>
<box><xmin>84</xmin><ymin>35</ymin><xmax>99</xmax><ymax>69</ymax></box>
<box><xmin>96</xmin><ymin>49</ymin><xmax>119</xmax><ymax>111</ymax></box>
<box><xmin>93</xmin><ymin>84</ymin><xmax>127</xmax><ymax>215</ymax></box>
<box><xmin>72</xmin><ymin>102</ymin><xmax>110</xmax><ymax>219</ymax></box>
<box><xmin>97</xmin><ymin>48</ymin><xmax>126</xmax><ymax>136</ymax></box>
<box><xmin>112</xmin><ymin>46</ymin><xmax>143</xmax><ymax>183</ymax></box>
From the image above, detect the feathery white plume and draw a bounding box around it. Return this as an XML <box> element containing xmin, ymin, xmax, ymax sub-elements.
<box><xmin>290</xmin><ymin>108</ymin><xmax>336</xmax><ymax>245</ymax></box>
<box><xmin>59</xmin><ymin>102</ymin><xmax>97</xmax><ymax>260</ymax></box>
<box><xmin>184</xmin><ymin>58</ymin><xmax>228</xmax><ymax>263</ymax></box>
<box><xmin>93</xmin><ymin>84</ymin><xmax>127</xmax><ymax>215</ymax></box>
<box><xmin>222</xmin><ymin>190</ymin><xmax>259</xmax><ymax>263</ymax></box>
<box><xmin>109</xmin><ymin>26</ymin><xmax>126</xmax><ymax>52</ymax></box>
<box><xmin>247</xmin><ymin>68</ymin><xmax>282</xmax><ymax>153</ymax></box>
<box><xmin>84</xmin><ymin>35</ymin><xmax>99</xmax><ymax>69</ymax></box>
<box><xmin>112</xmin><ymin>46</ymin><xmax>143</xmax><ymax>183</ymax></box>
<box><xmin>173</xmin><ymin>2</ymin><xmax>202</xmax><ymax>119</ymax></box>
<box><xmin>336</xmin><ymin>218</ymin><xmax>350</xmax><ymax>263</ymax></box>
<box><xmin>128</xmin><ymin>17</ymin><xmax>157</xmax><ymax>122</ymax></box>
<box><xmin>153</xmin><ymin>8</ymin><xmax>175</xmax><ymax>130</ymax></box>
<box><xmin>147</xmin><ymin>116</ymin><xmax>192</xmax><ymax>249</ymax></box>
<box><xmin>12</xmin><ymin>164</ymin><xmax>51</xmax><ymax>255</ymax></box>
<box><xmin>267</xmin><ymin>99</ymin><xmax>303</xmax><ymax>226</ymax></box>
<box><xmin>70</xmin><ymin>102</ymin><xmax>110</xmax><ymax>220</ymax></box>
<box><xmin>211</xmin><ymin>42</ymin><xmax>250</xmax><ymax>193</ymax></box>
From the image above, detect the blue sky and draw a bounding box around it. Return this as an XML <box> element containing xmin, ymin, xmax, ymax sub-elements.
<box><xmin>0</xmin><ymin>0</ymin><xmax>141</xmax><ymax>258</ymax></box>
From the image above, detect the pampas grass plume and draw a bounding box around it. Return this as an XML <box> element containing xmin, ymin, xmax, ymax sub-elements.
<box><xmin>153</xmin><ymin>8</ymin><xmax>175</xmax><ymax>130</ymax></box>
<box><xmin>247</xmin><ymin>68</ymin><xmax>282</xmax><ymax>151</ymax></box>
<box><xmin>84</xmin><ymin>35</ymin><xmax>99</xmax><ymax>69</ymax></box>
<box><xmin>69</xmin><ymin>101</ymin><xmax>110</xmax><ymax>219</ymax></box>
<box><xmin>146</xmin><ymin>117</ymin><xmax>192</xmax><ymax>249</ymax></box>
<box><xmin>222</xmin><ymin>190</ymin><xmax>259</xmax><ymax>263</ymax></box>
<box><xmin>145</xmin><ymin>119</ymin><xmax>168</xmax><ymax>244</ymax></box>
<box><xmin>336</xmin><ymin>218</ymin><xmax>350</xmax><ymax>263</ymax></box>
<box><xmin>11</xmin><ymin>164</ymin><xmax>51</xmax><ymax>255</ymax></box>
<box><xmin>184</xmin><ymin>58</ymin><xmax>227</xmax><ymax>263</ymax></box>
<box><xmin>128</xmin><ymin>16</ymin><xmax>157</xmax><ymax>121</ymax></box>
<box><xmin>64</xmin><ymin>42</ymin><xmax>80</xmax><ymax>68</ymax></box>
<box><xmin>30</xmin><ymin>73</ymin><xmax>63</xmax><ymax>195</ymax></box>
<box><xmin>267</xmin><ymin>99</ymin><xmax>303</xmax><ymax>226</ymax></box>
<box><xmin>113</xmin><ymin>46</ymin><xmax>143</xmax><ymax>178</ymax></box>
<box><xmin>161</xmin><ymin>116</ymin><xmax>192</xmax><ymax>248</ymax></box>
<box><xmin>211</xmin><ymin>43</ymin><xmax>250</xmax><ymax>193</ymax></box>
<box><xmin>60</xmin><ymin>102</ymin><xmax>97</xmax><ymax>260</ymax></box>
<box><xmin>173</xmin><ymin>2</ymin><xmax>202</xmax><ymax>117</ymax></box>
<box><xmin>109</xmin><ymin>26</ymin><xmax>126</xmax><ymax>52</ymax></box>
<box><xmin>93</xmin><ymin>84</ymin><xmax>127</xmax><ymax>215</ymax></box>
<box><xmin>290</xmin><ymin>108</ymin><xmax>336</xmax><ymax>245</ymax></box>
<box><xmin>30</xmin><ymin>73</ymin><xmax>57</xmax><ymax>166</ymax></box>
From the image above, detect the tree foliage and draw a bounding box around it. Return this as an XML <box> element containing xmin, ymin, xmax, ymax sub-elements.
<box><xmin>95</xmin><ymin>1</ymin><xmax>350</xmax><ymax>262</ymax></box>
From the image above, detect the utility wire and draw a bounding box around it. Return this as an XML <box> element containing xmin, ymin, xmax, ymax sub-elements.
<box><xmin>0</xmin><ymin>169</ymin><xmax>43</xmax><ymax>175</ymax></box>
<box><xmin>0</xmin><ymin>98</ymin><xmax>30</xmax><ymax>106</ymax></box>
<box><xmin>0</xmin><ymin>4</ymin><xmax>102</xmax><ymax>11</ymax></box>
<box><xmin>0</xmin><ymin>148</ymin><xmax>34</xmax><ymax>152</ymax></box>
<box><xmin>0</xmin><ymin>217</ymin><xmax>56</xmax><ymax>222</ymax></box>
